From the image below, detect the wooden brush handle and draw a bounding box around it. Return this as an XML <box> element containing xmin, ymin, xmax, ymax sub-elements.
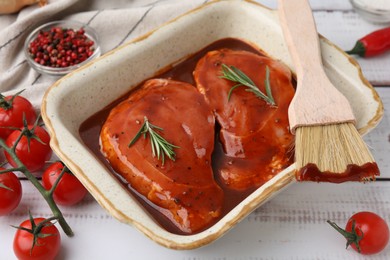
<box><xmin>278</xmin><ymin>0</ymin><xmax>325</xmax><ymax>77</ymax></box>
<box><xmin>278</xmin><ymin>0</ymin><xmax>355</xmax><ymax>133</ymax></box>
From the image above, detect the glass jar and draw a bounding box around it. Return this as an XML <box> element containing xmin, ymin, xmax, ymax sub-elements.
<box><xmin>350</xmin><ymin>0</ymin><xmax>390</xmax><ymax>24</ymax></box>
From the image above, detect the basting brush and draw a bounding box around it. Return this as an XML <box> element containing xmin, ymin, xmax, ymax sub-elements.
<box><xmin>277</xmin><ymin>0</ymin><xmax>379</xmax><ymax>182</ymax></box>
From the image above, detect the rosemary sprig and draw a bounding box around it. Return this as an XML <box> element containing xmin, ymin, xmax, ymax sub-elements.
<box><xmin>220</xmin><ymin>64</ymin><xmax>276</xmax><ymax>106</ymax></box>
<box><xmin>128</xmin><ymin>116</ymin><xmax>179</xmax><ymax>165</ymax></box>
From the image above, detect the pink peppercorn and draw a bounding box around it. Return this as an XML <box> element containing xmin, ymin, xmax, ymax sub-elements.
<box><xmin>28</xmin><ymin>26</ymin><xmax>95</xmax><ymax>68</ymax></box>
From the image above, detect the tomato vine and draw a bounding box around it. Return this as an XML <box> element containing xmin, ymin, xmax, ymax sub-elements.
<box><xmin>0</xmin><ymin>119</ymin><xmax>73</xmax><ymax>237</ymax></box>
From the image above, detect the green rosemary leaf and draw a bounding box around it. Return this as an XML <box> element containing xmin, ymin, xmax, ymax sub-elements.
<box><xmin>227</xmin><ymin>84</ymin><xmax>243</xmax><ymax>101</ymax></box>
<box><xmin>220</xmin><ymin>63</ymin><xmax>276</xmax><ymax>106</ymax></box>
<box><xmin>148</xmin><ymin>121</ymin><xmax>164</xmax><ymax>131</ymax></box>
<box><xmin>231</xmin><ymin>65</ymin><xmax>257</xmax><ymax>88</ymax></box>
<box><xmin>150</xmin><ymin>131</ymin><xmax>158</xmax><ymax>158</ymax></box>
<box><xmin>128</xmin><ymin>116</ymin><xmax>179</xmax><ymax>165</ymax></box>
<box><xmin>264</xmin><ymin>66</ymin><xmax>275</xmax><ymax>104</ymax></box>
<box><xmin>152</xmin><ymin>131</ymin><xmax>162</xmax><ymax>160</ymax></box>
<box><xmin>128</xmin><ymin>120</ymin><xmax>146</xmax><ymax>147</ymax></box>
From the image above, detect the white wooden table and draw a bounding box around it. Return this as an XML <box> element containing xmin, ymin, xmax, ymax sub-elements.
<box><xmin>1</xmin><ymin>0</ymin><xmax>390</xmax><ymax>259</ymax></box>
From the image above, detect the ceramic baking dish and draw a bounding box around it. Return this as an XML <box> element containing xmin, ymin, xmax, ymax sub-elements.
<box><xmin>41</xmin><ymin>0</ymin><xmax>383</xmax><ymax>249</ymax></box>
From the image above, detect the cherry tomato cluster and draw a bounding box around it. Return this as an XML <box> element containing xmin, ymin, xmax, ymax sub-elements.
<box><xmin>0</xmin><ymin>90</ymin><xmax>39</xmax><ymax>217</ymax></box>
<box><xmin>0</xmin><ymin>91</ymin><xmax>88</xmax><ymax>259</ymax></box>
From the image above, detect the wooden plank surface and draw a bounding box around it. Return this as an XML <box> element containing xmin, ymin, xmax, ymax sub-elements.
<box><xmin>365</xmin><ymin>87</ymin><xmax>390</xmax><ymax>179</ymax></box>
<box><xmin>1</xmin><ymin>177</ymin><xmax>389</xmax><ymax>259</ymax></box>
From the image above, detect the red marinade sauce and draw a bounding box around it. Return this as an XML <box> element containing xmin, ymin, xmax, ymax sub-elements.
<box><xmin>296</xmin><ymin>162</ymin><xmax>380</xmax><ymax>183</ymax></box>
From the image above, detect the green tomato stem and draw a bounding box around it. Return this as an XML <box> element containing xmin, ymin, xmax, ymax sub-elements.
<box><xmin>48</xmin><ymin>165</ymin><xmax>67</xmax><ymax>196</ymax></box>
<box><xmin>327</xmin><ymin>219</ymin><xmax>362</xmax><ymax>253</ymax></box>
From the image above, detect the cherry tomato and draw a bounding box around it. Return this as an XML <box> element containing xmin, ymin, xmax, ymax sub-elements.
<box><xmin>328</xmin><ymin>211</ymin><xmax>389</xmax><ymax>255</ymax></box>
<box><xmin>0</xmin><ymin>92</ymin><xmax>37</xmax><ymax>140</ymax></box>
<box><xmin>5</xmin><ymin>125</ymin><xmax>52</xmax><ymax>172</ymax></box>
<box><xmin>13</xmin><ymin>217</ymin><xmax>61</xmax><ymax>260</ymax></box>
<box><xmin>0</xmin><ymin>168</ymin><xmax>22</xmax><ymax>215</ymax></box>
<box><xmin>42</xmin><ymin>162</ymin><xmax>88</xmax><ymax>206</ymax></box>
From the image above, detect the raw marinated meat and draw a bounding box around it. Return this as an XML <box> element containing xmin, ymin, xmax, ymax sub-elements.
<box><xmin>194</xmin><ymin>49</ymin><xmax>295</xmax><ymax>191</ymax></box>
<box><xmin>100</xmin><ymin>79</ymin><xmax>223</xmax><ymax>233</ymax></box>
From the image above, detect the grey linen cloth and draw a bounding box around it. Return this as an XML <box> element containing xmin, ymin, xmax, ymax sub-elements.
<box><xmin>0</xmin><ymin>0</ymin><xmax>209</xmax><ymax>110</ymax></box>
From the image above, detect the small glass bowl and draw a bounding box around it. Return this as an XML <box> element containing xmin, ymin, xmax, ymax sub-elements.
<box><xmin>24</xmin><ymin>20</ymin><xmax>101</xmax><ymax>76</ymax></box>
<box><xmin>350</xmin><ymin>0</ymin><xmax>390</xmax><ymax>24</ymax></box>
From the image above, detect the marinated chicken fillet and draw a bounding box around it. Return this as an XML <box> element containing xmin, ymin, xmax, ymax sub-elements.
<box><xmin>100</xmin><ymin>79</ymin><xmax>223</xmax><ymax>234</ymax></box>
<box><xmin>194</xmin><ymin>49</ymin><xmax>295</xmax><ymax>191</ymax></box>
